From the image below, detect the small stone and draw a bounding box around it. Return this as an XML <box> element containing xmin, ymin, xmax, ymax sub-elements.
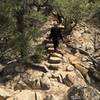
<box><xmin>64</xmin><ymin>85</ymin><xmax>100</xmax><ymax>100</ymax></box>
<box><xmin>66</xmin><ymin>64</ymin><xmax>75</xmax><ymax>71</ymax></box>
<box><xmin>82</xmin><ymin>56</ymin><xmax>88</xmax><ymax>62</ymax></box>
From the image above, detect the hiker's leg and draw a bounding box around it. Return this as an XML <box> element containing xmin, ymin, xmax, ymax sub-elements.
<box><xmin>54</xmin><ymin>44</ymin><xmax>57</xmax><ymax>51</ymax></box>
<box><xmin>54</xmin><ymin>41</ymin><xmax>59</xmax><ymax>52</ymax></box>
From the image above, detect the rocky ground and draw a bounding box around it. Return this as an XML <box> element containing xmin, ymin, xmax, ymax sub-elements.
<box><xmin>0</xmin><ymin>19</ymin><xmax>100</xmax><ymax>100</ymax></box>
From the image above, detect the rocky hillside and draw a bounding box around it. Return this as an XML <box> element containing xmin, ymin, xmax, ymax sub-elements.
<box><xmin>0</xmin><ymin>20</ymin><xmax>100</xmax><ymax>100</ymax></box>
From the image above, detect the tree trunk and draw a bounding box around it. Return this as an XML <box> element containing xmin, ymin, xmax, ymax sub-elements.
<box><xmin>64</xmin><ymin>16</ymin><xmax>77</xmax><ymax>35</ymax></box>
<box><xmin>16</xmin><ymin>8</ymin><xmax>24</xmax><ymax>33</ymax></box>
<box><xmin>16</xmin><ymin>8</ymin><xmax>25</xmax><ymax>58</ymax></box>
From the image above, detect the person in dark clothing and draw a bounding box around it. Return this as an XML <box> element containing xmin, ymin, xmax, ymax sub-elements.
<box><xmin>49</xmin><ymin>23</ymin><xmax>64</xmax><ymax>52</ymax></box>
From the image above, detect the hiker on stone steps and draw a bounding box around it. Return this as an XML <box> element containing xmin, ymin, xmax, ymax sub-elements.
<box><xmin>49</xmin><ymin>23</ymin><xmax>64</xmax><ymax>52</ymax></box>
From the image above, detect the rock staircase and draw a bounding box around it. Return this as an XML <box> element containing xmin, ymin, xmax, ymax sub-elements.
<box><xmin>45</xmin><ymin>37</ymin><xmax>64</xmax><ymax>70</ymax></box>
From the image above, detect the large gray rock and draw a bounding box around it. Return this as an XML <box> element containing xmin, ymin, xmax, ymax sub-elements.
<box><xmin>40</xmin><ymin>74</ymin><xmax>51</xmax><ymax>90</ymax></box>
<box><xmin>65</xmin><ymin>71</ymin><xmax>86</xmax><ymax>86</ymax></box>
<box><xmin>66</xmin><ymin>64</ymin><xmax>75</xmax><ymax>71</ymax></box>
<box><xmin>64</xmin><ymin>85</ymin><xmax>100</xmax><ymax>100</ymax></box>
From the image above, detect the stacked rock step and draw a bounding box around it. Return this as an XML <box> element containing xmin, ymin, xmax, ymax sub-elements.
<box><xmin>50</xmin><ymin>52</ymin><xmax>63</xmax><ymax>58</ymax></box>
<box><xmin>47</xmin><ymin>47</ymin><xmax>55</xmax><ymax>53</ymax></box>
<box><xmin>45</xmin><ymin>37</ymin><xmax>63</xmax><ymax>70</ymax></box>
<box><xmin>46</xmin><ymin>43</ymin><xmax>54</xmax><ymax>48</ymax></box>
<box><xmin>48</xmin><ymin>57</ymin><xmax>62</xmax><ymax>64</ymax></box>
<box><xmin>49</xmin><ymin>63</ymin><xmax>62</xmax><ymax>70</ymax></box>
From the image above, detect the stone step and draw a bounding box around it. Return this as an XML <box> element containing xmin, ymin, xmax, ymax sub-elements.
<box><xmin>46</xmin><ymin>43</ymin><xmax>54</xmax><ymax>48</ymax></box>
<box><xmin>49</xmin><ymin>63</ymin><xmax>62</xmax><ymax>70</ymax></box>
<box><xmin>51</xmin><ymin>52</ymin><xmax>63</xmax><ymax>58</ymax></box>
<box><xmin>47</xmin><ymin>47</ymin><xmax>54</xmax><ymax>53</ymax></box>
<box><xmin>48</xmin><ymin>57</ymin><xmax>62</xmax><ymax>64</ymax></box>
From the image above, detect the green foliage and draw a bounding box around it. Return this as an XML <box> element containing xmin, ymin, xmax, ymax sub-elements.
<box><xmin>0</xmin><ymin>0</ymin><xmax>15</xmax><ymax>36</ymax></box>
<box><xmin>0</xmin><ymin>0</ymin><xmax>47</xmax><ymax>60</ymax></box>
<box><xmin>33</xmin><ymin>44</ymin><xmax>45</xmax><ymax>63</ymax></box>
<box><xmin>52</xmin><ymin>0</ymin><xmax>100</xmax><ymax>22</ymax></box>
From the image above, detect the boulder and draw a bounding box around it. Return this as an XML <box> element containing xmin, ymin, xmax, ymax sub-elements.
<box><xmin>65</xmin><ymin>72</ymin><xmax>87</xmax><ymax>86</ymax></box>
<box><xmin>64</xmin><ymin>85</ymin><xmax>100</xmax><ymax>100</ymax></box>
<box><xmin>40</xmin><ymin>74</ymin><xmax>51</xmax><ymax>90</ymax></box>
